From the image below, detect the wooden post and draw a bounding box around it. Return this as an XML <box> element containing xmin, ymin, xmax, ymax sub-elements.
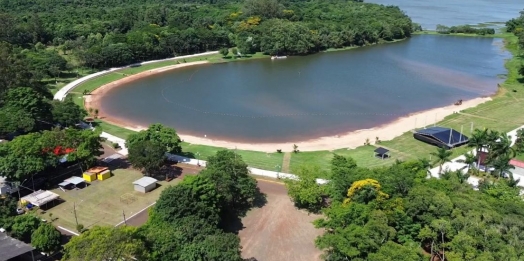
<box><xmin>122</xmin><ymin>210</ymin><xmax>127</xmax><ymax>226</ymax></box>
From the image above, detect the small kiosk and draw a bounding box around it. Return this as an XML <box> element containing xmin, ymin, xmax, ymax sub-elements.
<box><xmin>98</xmin><ymin>169</ymin><xmax>111</xmax><ymax>181</ymax></box>
<box><xmin>82</xmin><ymin>172</ymin><xmax>97</xmax><ymax>182</ymax></box>
<box><xmin>83</xmin><ymin>166</ymin><xmax>111</xmax><ymax>182</ymax></box>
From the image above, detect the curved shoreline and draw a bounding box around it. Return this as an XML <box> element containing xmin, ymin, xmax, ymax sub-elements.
<box><xmin>85</xmin><ymin>61</ymin><xmax>491</xmax><ymax>152</ymax></box>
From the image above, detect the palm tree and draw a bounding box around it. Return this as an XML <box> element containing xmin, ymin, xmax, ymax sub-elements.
<box><xmin>430</xmin><ymin>147</ymin><xmax>453</xmax><ymax>174</ymax></box>
<box><xmin>490</xmin><ymin>154</ymin><xmax>514</xmax><ymax>179</ymax></box>
<box><xmin>468</xmin><ymin>128</ymin><xmax>488</xmax><ymax>168</ymax></box>
<box><xmin>455</xmin><ymin>170</ymin><xmax>470</xmax><ymax>184</ymax></box>
<box><xmin>514</xmin><ymin>129</ymin><xmax>524</xmax><ymax>154</ymax></box>
<box><xmin>488</xmin><ymin>134</ymin><xmax>515</xmax><ymax>164</ymax></box>
<box><xmin>507</xmin><ymin>172</ymin><xmax>521</xmax><ymax>188</ymax></box>
<box><xmin>457</xmin><ymin>151</ymin><xmax>476</xmax><ymax>171</ymax></box>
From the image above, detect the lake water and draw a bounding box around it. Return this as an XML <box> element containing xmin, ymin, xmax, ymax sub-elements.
<box><xmin>367</xmin><ymin>0</ymin><xmax>522</xmax><ymax>30</ymax></box>
<box><xmin>100</xmin><ymin>35</ymin><xmax>509</xmax><ymax>143</ymax></box>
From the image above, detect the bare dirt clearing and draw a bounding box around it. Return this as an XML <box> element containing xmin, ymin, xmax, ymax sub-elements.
<box><xmin>239</xmin><ymin>180</ymin><xmax>324</xmax><ymax>261</ymax></box>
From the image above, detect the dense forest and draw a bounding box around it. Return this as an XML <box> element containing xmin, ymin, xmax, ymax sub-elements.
<box><xmin>286</xmin><ymin>138</ymin><xmax>524</xmax><ymax>260</ymax></box>
<box><xmin>0</xmin><ymin>0</ymin><xmax>416</xmax><ymax>69</ymax></box>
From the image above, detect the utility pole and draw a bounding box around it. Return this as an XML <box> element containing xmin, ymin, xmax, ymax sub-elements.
<box><xmin>122</xmin><ymin>210</ymin><xmax>127</xmax><ymax>226</ymax></box>
<box><xmin>73</xmin><ymin>202</ymin><xmax>79</xmax><ymax>227</ymax></box>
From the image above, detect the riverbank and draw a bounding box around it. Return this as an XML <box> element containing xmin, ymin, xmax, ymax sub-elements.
<box><xmin>95</xmin><ymin>97</ymin><xmax>490</xmax><ymax>152</ymax></box>
<box><xmin>414</xmin><ymin>30</ymin><xmax>512</xmax><ymax>38</ymax></box>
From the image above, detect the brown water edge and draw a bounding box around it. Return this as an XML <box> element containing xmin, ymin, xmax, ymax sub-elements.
<box><xmin>85</xmin><ymin>62</ymin><xmax>492</xmax><ymax>152</ymax></box>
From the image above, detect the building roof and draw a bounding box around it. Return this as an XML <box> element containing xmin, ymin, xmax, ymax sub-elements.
<box><xmin>374</xmin><ymin>147</ymin><xmax>389</xmax><ymax>155</ymax></box>
<box><xmin>64</xmin><ymin>176</ymin><xmax>86</xmax><ymax>185</ymax></box>
<box><xmin>416</xmin><ymin>127</ymin><xmax>469</xmax><ymax>146</ymax></box>
<box><xmin>102</xmin><ymin>154</ymin><xmax>123</xmax><ymax>163</ymax></box>
<box><xmin>133</xmin><ymin>177</ymin><xmax>158</xmax><ymax>187</ymax></box>
<box><xmin>0</xmin><ymin>232</ymin><xmax>34</xmax><ymax>261</ymax></box>
<box><xmin>21</xmin><ymin>190</ymin><xmax>60</xmax><ymax>207</ymax></box>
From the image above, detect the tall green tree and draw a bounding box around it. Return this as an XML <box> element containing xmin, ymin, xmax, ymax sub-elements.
<box><xmin>200</xmin><ymin>150</ymin><xmax>258</xmax><ymax>218</ymax></box>
<box><xmin>3</xmin><ymin>87</ymin><xmax>52</xmax><ymax>123</ymax></box>
<box><xmin>62</xmin><ymin>226</ymin><xmax>147</xmax><ymax>261</ymax></box>
<box><xmin>330</xmin><ymin>154</ymin><xmax>359</xmax><ymax>201</ymax></box>
<box><xmin>51</xmin><ymin>98</ymin><xmax>87</xmax><ymax>127</ymax></box>
<box><xmin>151</xmin><ymin>175</ymin><xmax>221</xmax><ymax>226</ymax></box>
<box><xmin>0</xmin><ymin>132</ymin><xmax>56</xmax><ymax>181</ymax></box>
<box><xmin>285</xmin><ymin>165</ymin><xmax>326</xmax><ymax>212</ymax></box>
<box><xmin>126</xmin><ymin>123</ymin><xmax>182</xmax><ymax>154</ymax></box>
<box><xmin>127</xmin><ymin>140</ymin><xmax>166</xmax><ymax>176</ymax></box>
<box><xmin>9</xmin><ymin>214</ymin><xmax>42</xmax><ymax>243</ymax></box>
<box><xmin>0</xmin><ymin>106</ymin><xmax>35</xmax><ymax>136</ymax></box>
<box><xmin>31</xmin><ymin>223</ymin><xmax>62</xmax><ymax>253</ymax></box>
<box><xmin>367</xmin><ymin>241</ymin><xmax>421</xmax><ymax>261</ymax></box>
<box><xmin>468</xmin><ymin>128</ymin><xmax>488</xmax><ymax>167</ymax></box>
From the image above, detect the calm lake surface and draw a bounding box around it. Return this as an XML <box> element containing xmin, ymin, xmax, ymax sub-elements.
<box><xmin>100</xmin><ymin>35</ymin><xmax>509</xmax><ymax>143</ymax></box>
<box><xmin>368</xmin><ymin>0</ymin><xmax>522</xmax><ymax>30</ymax></box>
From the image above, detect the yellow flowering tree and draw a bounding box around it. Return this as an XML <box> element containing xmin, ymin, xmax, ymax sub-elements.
<box><xmin>344</xmin><ymin>179</ymin><xmax>389</xmax><ymax>204</ymax></box>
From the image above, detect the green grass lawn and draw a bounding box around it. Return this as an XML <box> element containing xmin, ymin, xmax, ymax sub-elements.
<box><xmin>515</xmin><ymin>152</ymin><xmax>524</xmax><ymax>162</ymax></box>
<box><xmin>289</xmin><ymin>145</ymin><xmax>406</xmax><ymax>177</ymax></box>
<box><xmin>180</xmin><ymin>142</ymin><xmax>284</xmax><ymax>170</ymax></box>
<box><xmin>94</xmin><ymin>120</ymin><xmax>138</xmax><ymax>140</ymax></box>
<box><xmin>42</xmin><ymin>168</ymin><xmax>175</xmax><ymax>230</ymax></box>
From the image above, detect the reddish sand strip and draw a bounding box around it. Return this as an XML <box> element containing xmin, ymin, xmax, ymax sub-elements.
<box><xmin>85</xmin><ymin>60</ymin><xmax>492</xmax><ymax>152</ymax></box>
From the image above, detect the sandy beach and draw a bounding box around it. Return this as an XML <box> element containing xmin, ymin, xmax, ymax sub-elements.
<box><xmin>85</xmin><ymin>61</ymin><xmax>491</xmax><ymax>152</ymax></box>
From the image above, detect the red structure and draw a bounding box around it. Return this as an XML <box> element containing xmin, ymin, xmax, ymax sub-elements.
<box><xmin>43</xmin><ymin>146</ymin><xmax>75</xmax><ymax>156</ymax></box>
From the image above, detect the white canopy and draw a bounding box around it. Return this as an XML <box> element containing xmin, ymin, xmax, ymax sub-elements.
<box><xmin>21</xmin><ymin>190</ymin><xmax>59</xmax><ymax>207</ymax></box>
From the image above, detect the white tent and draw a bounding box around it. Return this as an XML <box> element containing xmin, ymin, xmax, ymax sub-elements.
<box><xmin>21</xmin><ymin>190</ymin><xmax>60</xmax><ymax>207</ymax></box>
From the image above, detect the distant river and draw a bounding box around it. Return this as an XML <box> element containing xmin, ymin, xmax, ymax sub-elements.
<box><xmin>100</xmin><ymin>35</ymin><xmax>509</xmax><ymax>143</ymax></box>
<box><xmin>367</xmin><ymin>0</ymin><xmax>522</xmax><ymax>30</ymax></box>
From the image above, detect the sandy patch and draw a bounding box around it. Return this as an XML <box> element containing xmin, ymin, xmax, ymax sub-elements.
<box><xmin>85</xmin><ymin>61</ymin><xmax>491</xmax><ymax>152</ymax></box>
